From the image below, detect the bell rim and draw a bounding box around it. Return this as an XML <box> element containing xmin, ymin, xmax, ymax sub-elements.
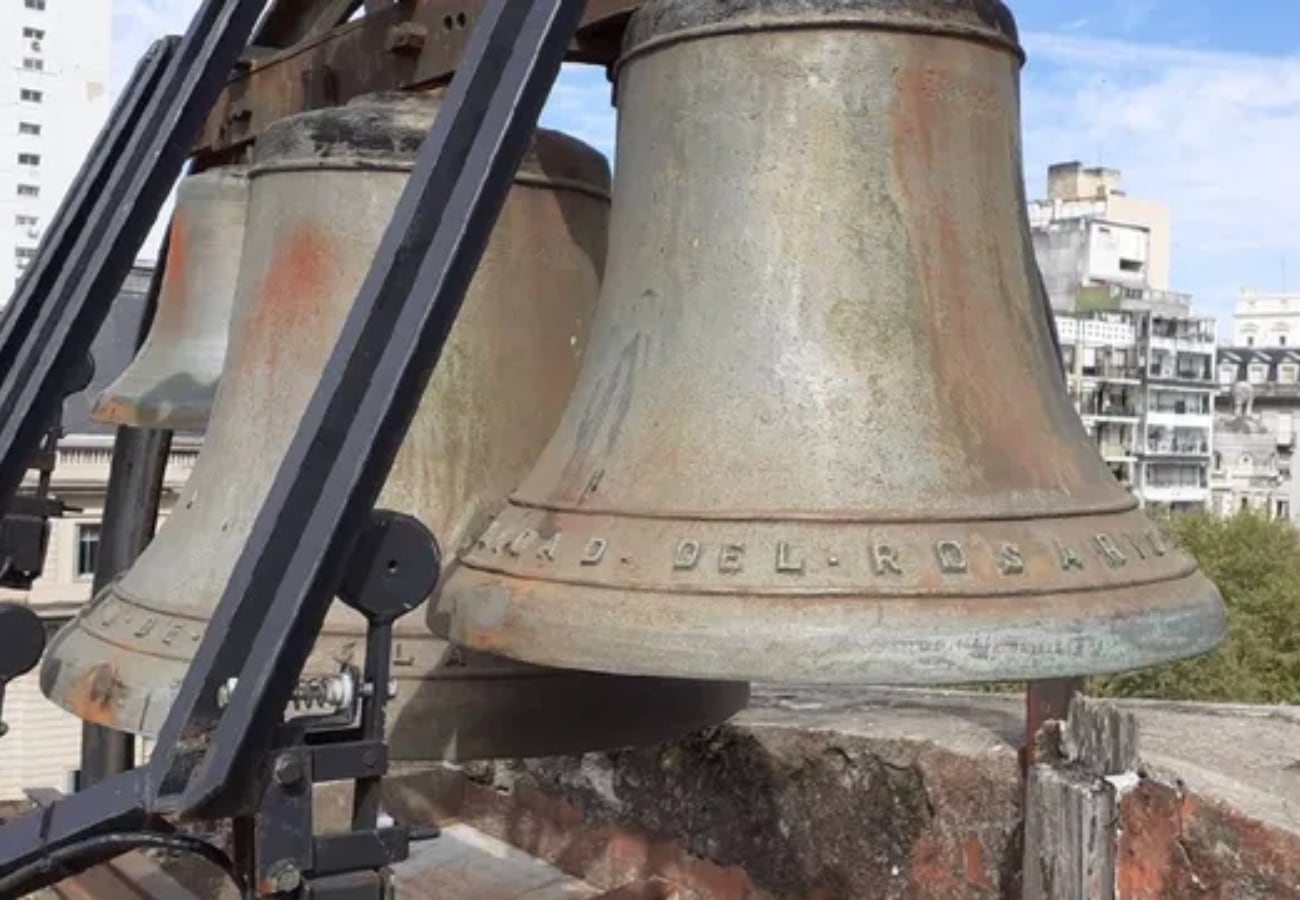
<box><xmin>441</xmin><ymin>568</ymin><xmax>1228</xmax><ymax>685</ymax></box>
<box><xmin>38</xmin><ymin>614</ymin><xmax>750</xmax><ymax>758</ymax></box>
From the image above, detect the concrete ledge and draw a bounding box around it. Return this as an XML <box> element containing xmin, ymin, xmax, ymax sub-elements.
<box><xmin>380</xmin><ymin>687</ymin><xmax>1300</xmax><ymax>899</ymax></box>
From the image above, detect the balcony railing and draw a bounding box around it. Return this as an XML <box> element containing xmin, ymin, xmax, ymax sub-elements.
<box><xmin>1146</xmin><ymin>442</ymin><xmax>1210</xmax><ymax>455</ymax></box>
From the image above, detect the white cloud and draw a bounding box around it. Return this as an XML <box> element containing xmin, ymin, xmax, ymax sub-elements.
<box><xmin>1021</xmin><ymin>32</ymin><xmax>1300</xmax><ymax>325</ymax></box>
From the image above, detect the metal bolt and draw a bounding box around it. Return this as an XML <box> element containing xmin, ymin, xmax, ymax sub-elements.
<box><xmin>273</xmin><ymin>753</ymin><xmax>303</xmax><ymax>787</ymax></box>
<box><xmin>362</xmin><ymin>748</ymin><xmax>379</xmax><ymax>769</ymax></box>
<box><xmin>268</xmin><ymin>861</ymin><xmax>302</xmax><ymax>894</ymax></box>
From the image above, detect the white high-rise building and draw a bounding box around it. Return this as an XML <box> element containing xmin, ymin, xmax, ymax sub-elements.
<box><xmin>0</xmin><ymin>0</ymin><xmax>112</xmax><ymax>294</ymax></box>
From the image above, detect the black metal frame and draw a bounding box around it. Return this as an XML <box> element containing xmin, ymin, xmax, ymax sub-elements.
<box><xmin>0</xmin><ymin>0</ymin><xmax>583</xmax><ymax>894</ymax></box>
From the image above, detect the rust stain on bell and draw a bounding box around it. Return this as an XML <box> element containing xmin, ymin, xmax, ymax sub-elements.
<box><xmin>91</xmin><ymin>168</ymin><xmax>249</xmax><ymax>430</ymax></box>
<box><xmin>436</xmin><ymin>0</ymin><xmax>1227</xmax><ymax>685</ymax></box>
<box><xmin>64</xmin><ymin>663</ymin><xmax>123</xmax><ymax>727</ymax></box>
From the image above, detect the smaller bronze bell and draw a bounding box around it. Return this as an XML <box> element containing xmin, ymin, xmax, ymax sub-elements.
<box><xmin>43</xmin><ymin>92</ymin><xmax>748</xmax><ymax>761</ymax></box>
<box><xmin>92</xmin><ymin>167</ymin><xmax>248</xmax><ymax>430</ymax></box>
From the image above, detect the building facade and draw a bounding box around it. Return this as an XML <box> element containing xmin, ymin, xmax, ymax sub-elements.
<box><xmin>1029</xmin><ymin>162</ymin><xmax>1173</xmax><ymax>313</ymax></box>
<box><xmin>1212</xmin><ymin>348</ymin><xmax>1300</xmax><ymax>523</ymax></box>
<box><xmin>0</xmin><ymin>0</ymin><xmax>112</xmax><ymax>293</ymax></box>
<box><xmin>1056</xmin><ymin>309</ymin><xmax>1217</xmax><ymax>513</ymax></box>
<box><xmin>1231</xmin><ymin>291</ymin><xmax>1300</xmax><ymax>348</ymax></box>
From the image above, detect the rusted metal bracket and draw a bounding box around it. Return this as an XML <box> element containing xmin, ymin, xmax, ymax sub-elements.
<box><xmin>1023</xmin><ymin>677</ymin><xmax>1085</xmax><ymax>771</ymax></box>
<box><xmin>197</xmin><ymin>0</ymin><xmax>637</xmax><ymax>161</ymax></box>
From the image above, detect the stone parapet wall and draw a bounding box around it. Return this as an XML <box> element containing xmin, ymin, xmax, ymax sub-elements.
<box><xmin>371</xmin><ymin>688</ymin><xmax>1300</xmax><ymax>899</ymax></box>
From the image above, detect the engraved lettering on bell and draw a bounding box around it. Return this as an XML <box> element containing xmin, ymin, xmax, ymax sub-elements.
<box><xmin>506</xmin><ymin>528</ymin><xmax>538</xmax><ymax>557</ymax></box>
<box><xmin>935</xmin><ymin>541</ymin><xmax>968</xmax><ymax>575</ymax></box>
<box><xmin>998</xmin><ymin>544</ymin><xmax>1025</xmax><ymax>576</ymax></box>
<box><xmin>476</xmin><ymin>520</ymin><xmax>505</xmax><ymax>553</ymax></box>
<box><xmin>871</xmin><ymin>544</ymin><xmax>903</xmax><ymax>576</ymax></box>
<box><xmin>1094</xmin><ymin>534</ymin><xmax>1127</xmax><ymax>569</ymax></box>
<box><xmin>775</xmin><ymin>541</ymin><xmax>805</xmax><ymax>574</ymax></box>
<box><xmin>535</xmin><ymin>533</ymin><xmax>561</xmax><ymax>561</ymax></box>
<box><xmin>719</xmin><ymin>543</ymin><xmax>745</xmax><ymax>574</ymax></box>
<box><xmin>1147</xmin><ymin>530</ymin><xmax>1169</xmax><ymax>556</ymax></box>
<box><xmin>580</xmin><ymin>538</ymin><xmax>608</xmax><ymax>566</ymax></box>
<box><xmin>673</xmin><ymin>539</ymin><xmax>701</xmax><ymax>571</ymax></box>
<box><xmin>98</xmin><ymin>598</ymin><xmax>121</xmax><ymax>627</ymax></box>
<box><xmin>1125</xmin><ymin>533</ymin><xmax>1148</xmax><ymax>560</ymax></box>
<box><xmin>1055</xmin><ymin>541</ymin><xmax>1086</xmax><ymax>572</ymax></box>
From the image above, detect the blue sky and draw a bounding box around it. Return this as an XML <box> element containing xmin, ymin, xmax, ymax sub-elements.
<box><xmin>113</xmin><ymin>1</ymin><xmax>1300</xmax><ymax>328</ymax></box>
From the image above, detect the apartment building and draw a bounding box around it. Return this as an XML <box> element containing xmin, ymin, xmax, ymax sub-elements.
<box><xmin>1056</xmin><ymin>309</ymin><xmax>1217</xmax><ymax>513</ymax></box>
<box><xmin>0</xmin><ymin>0</ymin><xmax>112</xmax><ymax>293</ymax></box>
<box><xmin>1028</xmin><ymin>162</ymin><xmax>1173</xmax><ymax>313</ymax></box>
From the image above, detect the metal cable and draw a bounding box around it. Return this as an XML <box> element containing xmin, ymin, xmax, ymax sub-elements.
<box><xmin>0</xmin><ymin>830</ymin><xmax>246</xmax><ymax>899</ymax></box>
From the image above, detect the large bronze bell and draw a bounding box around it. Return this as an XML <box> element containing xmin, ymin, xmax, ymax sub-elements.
<box><xmin>92</xmin><ymin>167</ymin><xmax>248</xmax><ymax>430</ymax></box>
<box><xmin>41</xmin><ymin>92</ymin><xmax>747</xmax><ymax>759</ymax></box>
<box><xmin>435</xmin><ymin>0</ymin><xmax>1227</xmax><ymax>684</ymax></box>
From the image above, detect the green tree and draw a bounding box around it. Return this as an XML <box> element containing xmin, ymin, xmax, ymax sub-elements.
<box><xmin>1091</xmin><ymin>510</ymin><xmax>1300</xmax><ymax>703</ymax></box>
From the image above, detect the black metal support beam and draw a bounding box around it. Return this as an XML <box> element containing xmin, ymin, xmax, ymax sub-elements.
<box><xmin>79</xmin><ymin>232</ymin><xmax>176</xmax><ymax>789</ymax></box>
<box><xmin>0</xmin><ymin>0</ymin><xmax>267</xmax><ymax>516</ymax></box>
<box><xmin>148</xmin><ymin>0</ymin><xmax>585</xmax><ymax>819</ymax></box>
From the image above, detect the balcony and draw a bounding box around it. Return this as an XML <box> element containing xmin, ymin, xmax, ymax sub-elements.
<box><xmin>1146</xmin><ymin>411</ymin><xmax>1213</xmax><ymax>429</ymax></box>
<box><xmin>1145</xmin><ymin>441</ymin><xmax>1211</xmax><ymax>457</ymax></box>
<box><xmin>1080</xmin><ymin>364</ymin><xmax>1142</xmax><ymax>383</ymax></box>
<box><xmin>1141</xmin><ymin>484</ymin><xmax>1210</xmax><ymax>504</ymax></box>
<box><xmin>1097</xmin><ymin>443</ymin><xmax>1136</xmax><ymax>461</ymax></box>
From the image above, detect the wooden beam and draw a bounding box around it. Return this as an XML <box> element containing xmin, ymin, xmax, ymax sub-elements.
<box><xmin>1022</xmin><ymin>695</ymin><xmax>1140</xmax><ymax>900</ymax></box>
<box><xmin>196</xmin><ymin>0</ymin><xmax>637</xmax><ymax>161</ymax></box>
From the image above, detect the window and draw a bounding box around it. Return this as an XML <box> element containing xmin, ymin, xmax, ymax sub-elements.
<box><xmin>1280</xmin><ymin>364</ymin><xmax>1299</xmax><ymax>385</ymax></box>
<box><xmin>1118</xmin><ymin>258</ymin><xmax>1143</xmax><ymax>273</ymax></box>
<box><xmin>19</xmin><ymin>121</ymin><xmax>40</xmax><ymax>136</ymax></box>
<box><xmin>1247</xmin><ymin>336</ymin><xmax>1256</xmax><ymax>347</ymax></box>
<box><xmin>1248</xmin><ymin>363</ymin><xmax>1269</xmax><ymax>385</ymax></box>
<box><xmin>25</xmin><ymin>0</ymin><xmax>47</xmax><ymax>10</ymax></box>
<box><xmin>76</xmin><ymin>524</ymin><xmax>100</xmax><ymax>578</ymax></box>
<box><xmin>17</xmin><ymin>153</ymin><xmax>39</xmax><ymax>166</ymax></box>
<box><xmin>1280</xmin><ymin>335</ymin><xmax>1290</xmax><ymax>347</ymax></box>
<box><xmin>1218</xmin><ymin>363</ymin><xmax>1238</xmax><ymax>385</ymax></box>
<box><xmin>15</xmin><ymin>215</ymin><xmax>38</xmax><ymax>228</ymax></box>
<box><xmin>22</xmin><ymin>57</ymin><xmax>43</xmax><ymax>71</ymax></box>
<box><xmin>19</xmin><ymin>88</ymin><xmax>42</xmax><ymax>103</ymax></box>
<box><xmin>14</xmin><ymin>247</ymin><xmax>36</xmax><ymax>262</ymax></box>
<box><xmin>22</xmin><ymin>27</ymin><xmax>44</xmax><ymax>40</ymax></box>
<box><xmin>16</xmin><ymin>184</ymin><xmax>38</xmax><ymax>198</ymax></box>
